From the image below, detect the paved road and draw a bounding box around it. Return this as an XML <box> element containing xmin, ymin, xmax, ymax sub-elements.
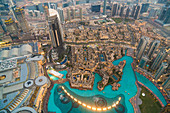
<box><xmin>146</xmin><ymin>19</ymin><xmax>170</xmax><ymax>37</ymax></box>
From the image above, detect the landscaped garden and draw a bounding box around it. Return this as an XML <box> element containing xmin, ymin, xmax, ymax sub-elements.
<box><xmin>139</xmin><ymin>86</ymin><xmax>162</xmax><ymax>113</ymax></box>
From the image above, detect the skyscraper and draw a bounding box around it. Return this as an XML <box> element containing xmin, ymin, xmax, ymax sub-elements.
<box><xmin>103</xmin><ymin>0</ymin><xmax>107</xmax><ymax>15</ymax></box>
<box><xmin>91</xmin><ymin>5</ymin><xmax>101</xmax><ymax>12</ymax></box>
<box><xmin>125</xmin><ymin>7</ymin><xmax>130</xmax><ymax>18</ymax></box>
<box><xmin>140</xmin><ymin>3</ymin><xmax>149</xmax><ymax>14</ymax></box>
<box><xmin>111</xmin><ymin>4</ymin><xmax>117</xmax><ymax>16</ymax></box>
<box><xmin>148</xmin><ymin>8</ymin><xmax>158</xmax><ymax>18</ymax></box>
<box><xmin>162</xmin><ymin>77</ymin><xmax>170</xmax><ymax>89</ymax></box>
<box><xmin>119</xmin><ymin>6</ymin><xmax>125</xmax><ymax>17</ymax></box>
<box><xmin>134</xmin><ymin>5</ymin><xmax>141</xmax><ymax>19</ymax></box>
<box><xmin>130</xmin><ymin>5</ymin><xmax>136</xmax><ymax>17</ymax></box>
<box><xmin>147</xmin><ymin>40</ymin><xmax>160</xmax><ymax>59</ymax></box>
<box><xmin>72</xmin><ymin>8</ymin><xmax>75</xmax><ymax>19</ymax></box>
<box><xmin>163</xmin><ymin>6</ymin><xmax>170</xmax><ymax>24</ymax></box>
<box><xmin>43</xmin><ymin>5</ymin><xmax>49</xmax><ymax>20</ymax></box>
<box><xmin>48</xmin><ymin>9</ymin><xmax>64</xmax><ymax>48</ymax></box>
<box><xmin>14</xmin><ymin>7</ymin><xmax>29</xmax><ymax>32</ymax></box>
<box><xmin>116</xmin><ymin>4</ymin><xmax>120</xmax><ymax>15</ymax></box>
<box><xmin>0</xmin><ymin>17</ymin><xmax>7</xmax><ymax>33</ymax></box>
<box><xmin>139</xmin><ymin>56</ymin><xmax>149</xmax><ymax>68</ymax></box>
<box><xmin>136</xmin><ymin>36</ymin><xmax>149</xmax><ymax>61</ymax></box>
<box><xmin>154</xmin><ymin>62</ymin><xmax>168</xmax><ymax>80</ymax></box>
<box><xmin>67</xmin><ymin>9</ymin><xmax>71</xmax><ymax>21</ymax></box>
<box><xmin>158</xmin><ymin>5</ymin><xmax>167</xmax><ymax>21</ymax></box>
<box><xmin>151</xmin><ymin>48</ymin><xmax>169</xmax><ymax>70</ymax></box>
<box><xmin>4</xmin><ymin>18</ymin><xmax>19</xmax><ymax>40</ymax></box>
<box><xmin>57</xmin><ymin>8</ymin><xmax>65</xmax><ymax>23</ymax></box>
<box><xmin>86</xmin><ymin>0</ymin><xmax>90</xmax><ymax>3</ymax></box>
<box><xmin>79</xmin><ymin>7</ymin><xmax>83</xmax><ymax>20</ymax></box>
<box><xmin>156</xmin><ymin>2</ymin><xmax>170</xmax><ymax>25</ymax></box>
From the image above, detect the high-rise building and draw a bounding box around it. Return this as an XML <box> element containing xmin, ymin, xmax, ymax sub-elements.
<box><xmin>130</xmin><ymin>5</ymin><xmax>136</xmax><ymax>17</ymax></box>
<box><xmin>148</xmin><ymin>8</ymin><xmax>158</xmax><ymax>18</ymax></box>
<box><xmin>0</xmin><ymin>0</ymin><xmax>10</xmax><ymax>16</ymax></box>
<box><xmin>158</xmin><ymin>5</ymin><xmax>167</xmax><ymax>21</ymax></box>
<box><xmin>134</xmin><ymin>5</ymin><xmax>141</xmax><ymax>19</ymax></box>
<box><xmin>0</xmin><ymin>16</ymin><xmax>7</xmax><ymax>33</ymax></box>
<box><xmin>103</xmin><ymin>0</ymin><xmax>107</xmax><ymax>15</ymax></box>
<box><xmin>156</xmin><ymin>2</ymin><xmax>170</xmax><ymax>25</ymax></box>
<box><xmin>116</xmin><ymin>4</ymin><xmax>120</xmax><ymax>15</ymax></box>
<box><xmin>163</xmin><ymin>6</ymin><xmax>170</xmax><ymax>24</ymax></box>
<box><xmin>162</xmin><ymin>77</ymin><xmax>170</xmax><ymax>90</ymax></box>
<box><xmin>154</xmin><ymin>62</ymin><xmax>168</xmax><ymax>80</ymax></box>
<box><xmin>111</xmin><ymin>4</ymin><xmax>117</xmax><ymax>16</ymax></box>
<box><xmin>91</xmin><ymin>4</ymin><xmax>101</xmax><ymax>12</ymax></box>
<box><xmin>140</xmin><ymin>3</ymin><xmax>149</xmax><ymax>14</ymax></box>
<box><xmin>57</xmin><ymin>8</ymin><xmax>65</xmax><ymax>23</ymax></box>
<box><xmin>72</xmin><ymin>8</ymin><xmax>75</xmax><ymax>19</ymax></box>
<box><xmin>119</xmin><ymin>6</ymin><xmax>125</xmax><ymax>17</ymax></box>
<box><xmin>4</xmin><ymin>17</ymin><xmax>19</xmax><ymax>40</ymax></box>
<box><xmin>14</xmin><ymin>7</ymin><xmax>29</xmax><ymax>32</ymax></box>
<box><xmin>67</xmin><ymin>9</ymin><xmax>71</xmax><ymax>21</ymax></box>
<box><xmin>151</xmin><ymin>48</ymin><xmax>169</xmax><ymax>70</ymax></box>
<box><xmin>147</xmin><ymin>40</ymin><xmax>160</xmax><ymax>59</ymax></box>
<box><xmin>158</xmin><ymin>0</ymin><xmax>168</xmax><ymax>4</ymax></box>
<box><xmin>79</xmin><ymin>7</ymin><xmax>83</xmax><ymax>20</ymax></box>
<box><xmin>139</xmin><ymin>56</ymin><xmax>149</xmax><ymax>68</ymax></box>
<box><xmin>136</xmin><ymin>36</ymin><xmax>149</xmax><ymax>61</ymax></box>
<box><xmin>86</xmin><ymin>0</ymin><xmax>90</xmax><ymax>3</ymax></box>
<box><xmin>48</xmin><ymin>9</ymin><xmax>64</xmax><ymax>48</ymax></box>
<box><xmin>125</xmin><ymin>7</ymin><xmax>130</xmax><ymax>18</ymax></box>
<box><xmin>43</xmin><ymin>6</ymin><xmax>49</xmax><ymax>20</ymax></box>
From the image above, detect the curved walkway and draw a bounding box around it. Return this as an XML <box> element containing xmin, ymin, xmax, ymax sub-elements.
<box><xmin>11</xmin><ymin>107</ymin><xmax>37</xmax><ymax>113</ymax></box>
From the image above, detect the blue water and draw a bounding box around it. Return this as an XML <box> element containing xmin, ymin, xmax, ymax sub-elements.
<box><xmin>48</xmin><ymin>50</ymin><xmax>167</xmax><ymax>112</ymax></box>
<box><xmin>136</xmin><ymin>72</ymin><xmax>167</xmax><ymax>106</ymax></box>
<box><xmin>48</xmin><ymin>55</ymin><xmax>137</xmax><ymax>113</ymax></box>
<box><xmin>112</xmin><ymin>75</ymin><xmax>118</xmax><ymax>80</ymax></box>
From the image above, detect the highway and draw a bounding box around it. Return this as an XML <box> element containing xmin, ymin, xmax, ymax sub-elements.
<box><xmin>145</xmin><ymin>19</ymin><xmax>170</xmax><ymax>37</ymax></box>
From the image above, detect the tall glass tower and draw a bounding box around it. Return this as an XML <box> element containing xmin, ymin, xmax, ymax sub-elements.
<box><xmin>147</xmin><ymin>40</ymin><xmax>160</xmax><ymax>59</ymax></box>
<box><xmin>48</xmin><ymin>9</ymin><xmax>64</xmax><ymax>48</ymax></box>
<box><xmin>151</xmin><ymin>48</ymin><xmax>169</xmax><ymax>70</ymax></box>
<box><xmin>136</xmin><ymin>36</ymin><xmax>149</xmax><ymax>61</ymax></box>
<box><xmin>111</xmin><ymin>3</ymin><xmax>117</xmax><ymax>16</ymax></box>
<box><xmin>103</xmin><ymin>0</ymin><xmax>107</xmax><ymax>15</ymax></box>
<box><xmin>139</xmin><ymin>56</ymin><xmax>149</xmax><ymax>68</ymax></box>
<box><xmin>14</xmin><ymin>7</ymin><xmax>29</xmax><ymax>32</ymax></box>
<box><xmin>154</xmin><ymin>62</ymin><xmax>168</xmax><ymax>80</ymax></box>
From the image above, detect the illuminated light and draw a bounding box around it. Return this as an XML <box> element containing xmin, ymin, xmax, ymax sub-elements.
<box><xmin>107</xmin><ymin>106</ymin><xmax>111</xmax><ymax>110</ymax></box>
<box><xmin>116</xmin><ymin>101</ymin><xmax>119</xmax><ymax>105</ymax></box>
<box><xmin>82</xmin><ymin>103</ymin><xmax>86</xmax><ymax>107</ymax></box>
<box><xmin>87</xmin><ymin>105</ymin><xmax>91</xmax><ymax>109</ymax></box>
<box><xmin>118</xmin><ymin>97</ymin><xmax>121</xmax><ymax>101</ymax></box>
<box><xmin>74</xmin><ymin>98</ymin><xmax>78</xmax><ymax>102</ymax></box>
<box><xmin>67</xmin><ymin>93</ymin><xmax>70</xmax><ymax>96</ymax></box>
<box><xmin>70</xmin><ymin>96</ymin><xmax>73</xmax><ymax>99</ymax></box>
<box><xmin>97</xmin><ymin>108</ymin><xmax>102</xmax><ymax>111</ymax></box>
<box><xmin>78</xmin><ymin>101</ymin><xmax>82</xmax><ymax>104</ymax></box>
<box><xmin>102</xmin><ymin>108</ymin><xmax>107</xmax><ymax>111</ymax></box>
<box><xmin>64</xmin><ymin>89</ymin><xmax>67</xmax><ymax>92</ymax></box>
<box><xmin>92</xmin><ymin>107</ymin><xmax>96</xmax><ymax>111</ymax></box>
<box><xmin>112</xmin><ymin>104</ymin><xmax>116</xmax><ymax>107</ymax></box>
<box><xmin>61</xmin><ymin>86</ymin><xmax>64</xmax><ymax>89</ymax></box>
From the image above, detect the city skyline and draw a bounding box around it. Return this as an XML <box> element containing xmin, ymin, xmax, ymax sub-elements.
<box><xmin>0</xmin><ymin>0</ymin><xmax>169</xmax><ymax>113</ymax></box>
